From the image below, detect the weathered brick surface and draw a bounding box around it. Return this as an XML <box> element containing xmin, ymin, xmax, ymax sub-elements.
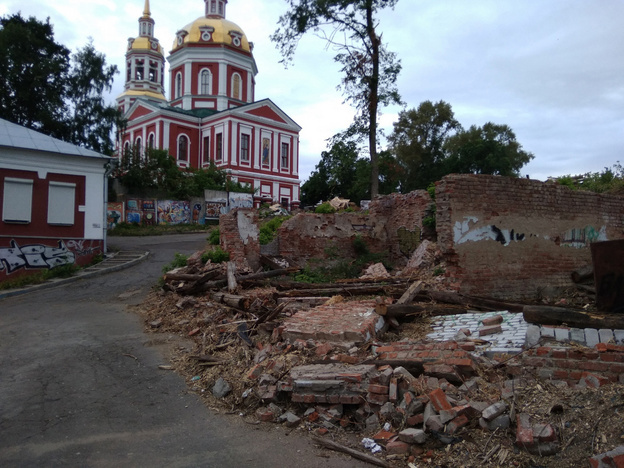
<box><xmin>436</xmin><ymin>174</ymin><xmax>624</xmax><ymax>300</ymax></box>
<box><xmin>219</xmin><ymin>208</ymin><xmax>260</xmax><ymax>270</ymax></box>
<box><xmin>510</xmin><ymin>345</ymin><xmax>624</xmax><ymax>387</ymax></box>
<box><xmin>368</xmin><ymin>191</ymin><xmax>432</xmax><ymax>263</ymax></box>
<box><xmin>277</xmin><ymin>212</ymin><xmax>384</xmax><ymax>263</ymax></box>
<box><xmin>282</xmin><ymin>300</ymin><xmax>383</xmax><ymax>344</ymax></box>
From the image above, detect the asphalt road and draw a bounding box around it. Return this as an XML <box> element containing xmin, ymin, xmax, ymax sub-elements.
<box><xmin>0</xmin><ymin>233</ymin><xmax>367</xmax><ymax>467</ymax></box>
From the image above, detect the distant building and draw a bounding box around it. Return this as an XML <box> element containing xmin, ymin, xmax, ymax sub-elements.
<box><xmin>116</xmin><ymin>0</ymin><xmax>302</xmax><ymax>208</ymax></box>
<box><xmin>0</xmin><ymin>118</ymin><xmax>111</xmax><ymax>282</ymax></box>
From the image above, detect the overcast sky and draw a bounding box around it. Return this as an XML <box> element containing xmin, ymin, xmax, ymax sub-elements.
<box><xmin>1</xmin><ymin>0</ymin><xmax>623</xmax><ymax>183</ymax></box>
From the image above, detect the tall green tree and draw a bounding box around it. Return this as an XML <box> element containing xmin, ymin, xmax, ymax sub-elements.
<box><xmin>301</xmin><ymin>141</ymin><xmax>400</xmax><ymax>206</ymax></box>
<box><xmin>0</xmin><ymin>14</ymin><xmax>70</xmax><ymax>139</ymax></box>
<box><xmin>0</xmin><ymin>13</ymin><xmax>121</xmax><ymax>154</ymax></box>
<box><xmin>388</xmin><ymin>100</ymin><xmax>461</xmax><ymax>191</ymax></box>
<box><xmin>444</xmin><ymin>123</ymin><xmax>534</xmax><ymax>177</ymax></box>
<box><xmin>272</xmin><ymin>0</ymin><xmax>402</xmax><ymax>198</ymax></box>
<box><xmin>66</xmin><ymin>41</ymin><xmax>120</xmax><ymax>155</ymax></box>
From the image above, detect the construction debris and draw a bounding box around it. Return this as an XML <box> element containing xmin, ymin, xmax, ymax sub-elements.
<box><xmin>137</xmin><ymin>246</ymin><xmax>624</xmax><ymax>467</ymax></box>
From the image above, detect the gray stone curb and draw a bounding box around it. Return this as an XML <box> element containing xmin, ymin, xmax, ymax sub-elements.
<box><xmin>0</xmin><ymin>251</ymin><xmax>150</xmax><ymax>300</ymax></box>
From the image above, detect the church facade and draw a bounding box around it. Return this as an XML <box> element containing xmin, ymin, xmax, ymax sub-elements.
<box><xmin>116</xmin><ymin>0</ymin><xmax>301</xmax><ymax>208</ymax></box>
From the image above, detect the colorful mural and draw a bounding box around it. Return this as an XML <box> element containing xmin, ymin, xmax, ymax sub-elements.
<box><xmin>106</xmin><ymin>202</ymin><xmax>124</xmax><ymax>229</ymax></box>
<box><xmin>157</xmin><ymin>200</ymin><xmax>191</xmax><ymax>225</ymax></box>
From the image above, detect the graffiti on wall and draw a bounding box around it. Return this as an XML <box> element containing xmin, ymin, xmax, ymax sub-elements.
<box><xmin>560</xmin><ymin>225</ymin><xmax>607</xmax><ymax>248</ymax></box>
<box><xmin>157</xmin><ymin>200</ymin><xmax>190</xmax><ymax>225</ymax></box>
<box><xmin>454</xmin><ymin>217</ymin><xmax>526</xmax><ymax>246</ymax></box>
<box><xmin>454</xmin><ymin>216</ymin><xmax>608</xmax><ymax>248</ymax></box>
<box><xmin>0</xmin><ymin>240</ymin><xmax>76</xmax><ymax>274</ymax></box>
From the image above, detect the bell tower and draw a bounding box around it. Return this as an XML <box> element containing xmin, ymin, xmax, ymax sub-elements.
<box><xmin>116</xmin><ymin>0</ymin><xmax>166</xmax><ymax>113</ymax></box>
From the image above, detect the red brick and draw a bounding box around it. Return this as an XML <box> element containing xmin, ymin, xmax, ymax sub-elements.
<box><xmin>459</xmin><ymin>342</ymin><xmax>476</xmax><ymax>351</ymax></box>
<box><xmin>606</xmin><ymin>344</ymin><xmax>624</xmax><ymax>353</ymax></box>
<box><xmin>247</xmin><ymin>364</ymin><xmax>264</xmax><ymax>380</ymax></box>
<box><xmin>578</xmin><ymin>361</ymin><xmax>610</xmax><ymax>372</ymax></box>
<box><xmin>386</xmin><ymin>439</ymin><xmax>411</xmax><ymax>455</ymax></box>
<box><xmin>579</xmin><ymin>372</ymin><xmax>610</xmax><ymax>388</ymax></box>
<box><xmin>551</xmin><ymin>349</ymin><xmax>567</xmax><ymax>359</ymax></box>
<box><xmin>447</xmin><ymin>414</ymin><xmax>469</xmax><ymax>434</ymax></box>
<box><xmin>368</xmin><ymin>384</ymin><xmax>389</xmax><ymax>394</ymax></box>
<box><xmin>516</xmin><ymin>414</ymin><xmax>534</xmax><ymax>447</ymax></box>
<box><xmin>601</xmin><ymin>353</ymin><xmax>624</xmax><ymax>363</ymax></box>
<box><xmin>596</xmin><ymin>343</ymin><xmax>607</xmax><ymax>353</ymax></box>
<box><xmin>536</xmin><ymin>346</ymin><xmax>551</xmax><ymax>356</ymax></box>
<box><xmin>407</xmin><ymin>414</ymin><xmax>424</xmax><ymax>426</ymax></box>
<box><xmin>481</xmin><ymin>315</ymin><xmax>503</xmax><ymax>326</ymax></box>
<box><xmin>367</xmin><ymin>392</ymin><xmax>389</xmax><ymax>405</ymax></box>
<box><xmin>479</xmin><ymin>325</ymin><xmax>502</xmax><ymax>336</ymax></box>
<box><xmin>428</xmin><ymin>388</ymin><xmax>452</xmax><ymax>411</ymax></box>
<box><xmin>372</xmin><ymin>429</ymin><xmax>396</xmax><ymax>442</ymax></box>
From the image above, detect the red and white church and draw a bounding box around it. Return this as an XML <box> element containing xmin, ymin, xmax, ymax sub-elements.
<box><xmin>116</xmin><ymin>0</ymin><xmax>301</xmax><ymax>208</ymax></box>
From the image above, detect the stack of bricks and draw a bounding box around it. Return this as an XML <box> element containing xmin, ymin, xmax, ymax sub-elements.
<box><xmin>280</xmin><ymin>300</ymin><xmax>384</xmax><ymax>345</ymax></box>
<box><xmin>507</xmin><ymin>343</ymin><xmax>624</xmax><ymax>386</ymax></box>
<box><xmin>373</xmin><ymin>340</ymin><xmax>478</xmax><ymax>384</ymax></box>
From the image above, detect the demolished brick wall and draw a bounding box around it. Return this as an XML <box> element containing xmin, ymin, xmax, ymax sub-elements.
<box><xmin>368</xmin><ymin>190</ymin><xmax>432</xmax><ymax>264</ymax></box>
<box><xmin>436</xmin><ymin>174</ymin><xmax>624</xmax><ymax>300</ymax></box>
<box><xmin>277</xmin><ymin>213</ymin><xmax>384</xmax><ymax>263</ymax></box>
<box><xmin>219</xmin><ymin>208</ymin><xmax>260</xmax><ymax>270</ymax></box>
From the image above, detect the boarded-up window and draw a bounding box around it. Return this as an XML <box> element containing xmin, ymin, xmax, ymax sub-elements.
<box><xmin>47</xmin><ymin>182</ymin><xmax>76</xmax><ymax>225</ymax></box>
<box><xmin>2</xmin><ymin>177</ymin><xmax>33</xmax><ymax>223</ymax></box>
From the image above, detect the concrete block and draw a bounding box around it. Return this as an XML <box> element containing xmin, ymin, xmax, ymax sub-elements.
<box><xmin>570</xmin><ymin>328</ymin><xmax>585</xmax><ymax>344</ymax></box>
<box><xmin>554</xmin><ymin>327</ymin><xmax>570</xmax><ymax>342</ymax></box>
<box><xmin>614</xmin><ymin>330</ymin><xmax>624</xmax><ymax>345</ymax></box>
<box><xmin>398</xmin><ymin>428</ymin><xmax>427</xmax><ymax>444</ymax></box>
<box><xmin>482</xmin><ymin>401</ymin><xmax>508</xmax><ymax>422</ymax></box>
<box><xmin>526</xmin><ymin>324</ymin><xmax>541</xmax><ymax>347</ymax></box>
<box><xmin>599</xmin><ymin>329</ymin><xmax>615</xmax><ymax>343</ymax></box>
<box><xmin>479</xmin><ymin>414</ymin><xmax>510</xmax><ymax>431</ymax></box>
<box><xmin>541</xmin><ymin>326</ymin><xmax>555</xmax><ymax>338</ymax></box>
<box><xmin>586</xmin><ymin>329</ymin><xmax>600</xmax><ymax>348</ymax></box>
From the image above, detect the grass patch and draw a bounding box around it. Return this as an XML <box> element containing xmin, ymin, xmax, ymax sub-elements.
<box><xmin>109</xmin><ymin>222</ymin><xmax>208</xmax><ymax>237</ymax></box>
<box><xmin>0</xmin><ymin>263</ymin><xmax>81</xmax><ymax>290</ymax></box>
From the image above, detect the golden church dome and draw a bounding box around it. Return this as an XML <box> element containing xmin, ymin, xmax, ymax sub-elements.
<box><xmin>171</xmin><ymin>16</ymin><xmax>251</xmax><ymax>53</ymax></box>
<box><xmin>129</xmin><ymin>36</ymin><xmax>165</xmax><ymax>55</ymax></box>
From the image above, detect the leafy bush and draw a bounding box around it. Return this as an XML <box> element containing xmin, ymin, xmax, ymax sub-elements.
<box><xmin>201</xmin><ymin>246</ymin><xmax>230</xmax><ymax>263</ymax></box>
<box><xmin>315</xmin><ymin>202</ymin><xmax>336</xmax><ymax>214</ymax></box>
<box><xmin>557</xmin><ymin>163</ymin><xmax>624</xmax><ymax>194</ymax></box>
<box><xmin>208</xmin><ymin>227</ymin><xmax>220</xmax><ymax>245</ymax></box>
<box><xmin>161</xmin><ymin>253</ymin><xmax>188</xmax><ymax>274</ymax></box>
<box><xmin>422</xmin><ymin>215</ymin><xmax>436</xmax><ymax>229</ymax></box>
<box><xmin>259</xmin><ymin>216</ymin><xmax>290</xmax><ymax>245</ymax></box>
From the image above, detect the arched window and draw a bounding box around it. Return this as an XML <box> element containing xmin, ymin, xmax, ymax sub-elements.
<box><xmin>200</xmin><ymin>69</ymin><xmax>211</xmax><ymax>95</ymax></box>
<box><xmin>123</xmin><ymin>141</ymin><xmax>130</xmax><ymax>156</ymax></box>
<box><xmin>135</xmin><ymin>137</ymin><xmax>143</xmax><ymax>159</ymax></box>
<box><xmin>175</xmin><ymin>72</ymin><xmax>183</xmax><ymax>99</ymax></box>
<box><xmin>231</xmin><ymin>73</ymin><xmax>241</xmax><ymax>100</ymax></box>
<box><xmin>178</xmin><ymin>135</ymin><xmax>189</xmax><ymax>163</ymax></box>
<box><xmin>148</xmin><ymin>133</ymin><xmax>155</xmax><ymax>149</ymax></box>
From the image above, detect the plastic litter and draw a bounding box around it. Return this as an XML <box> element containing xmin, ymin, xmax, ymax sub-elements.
<box><xmin>361</xmin><ymin>438</ymin><xmax>382</xmax><ymax>454</ymax></box>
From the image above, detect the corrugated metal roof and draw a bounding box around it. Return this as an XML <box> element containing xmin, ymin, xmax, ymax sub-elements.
<box><xmin>0</xmin><ymin>118</ymin><xmax>109</xmax><ymax>159</ymax></box>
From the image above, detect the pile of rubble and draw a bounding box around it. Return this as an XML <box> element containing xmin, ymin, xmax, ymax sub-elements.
<box><xmin>138</xmin><ymin>249</ymin><xmax>624</xmax><ymax>467</ymax></box>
